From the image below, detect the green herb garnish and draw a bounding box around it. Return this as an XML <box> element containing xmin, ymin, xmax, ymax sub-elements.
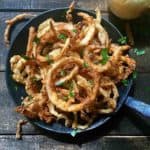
<box><xmin>88</xmin><ymin>80</ymin><xmax>94</xmax><ymax>86</ymax></box>
<box><xmin>69</xmin><ymin>90</ymin><xmax>75</xmax><ymax>98</ymax></box>
<box><xmin>28</xmin><ymin>95</ymin><xmax>33</xmax><ymax>99</ymax></box>
<box><xmin>21</xmin><ymin>55</ymin><xmax>30</xmax><ymax>60</ymax></box>
<box><xmin>58</xmin><ymin>33</ymin><xmax>67</xmax><ymax>41</ymax></box>
<box><xmin>132</xmin><ymin>70</ymin><xmax>137</xmax><ymax>79</ymax></box>
<box><xmin>14</xmin><ymin>85</ymin><xmax>18</xmax><ymax>91</ymax></box>
<box><xmin>118</xmin><ymin>36</ymin><xmax>127</xmax><ymax>45</ymax></box>
<box><xmin>70</xmin><ymin>130</ymin><xmax>77</xmax><ymax>137</ymax></box>
<box><xmin>33</xmin><ymin>36</ymin><xmax>40</xmax><ymax>44</ymax></box>
<box><xmin>46</xmin><ymin>55</ymin><xmax>53</xmax><ymax>64</ymax></box>
<box><xmin>69</xmin><ymin>81</ymin><xmax>74</xmax><ymax>90</ymax></box>
<box><xmin>145</xmin><ymin>87</ymin><xmax>150</xmax><ymax>91</ymax></box>
<box><xmin>72</xmin><ymin>29</ymin><xmax>77</xmax><ymax>33</ymax></box>
<box><xmin>69</xmin><ymin>81</ymin><xmax>75</xmax><ymax>98</ymax></box>
<box><xmin>70</xmin><ymin>129</ymin><xmax>81</xmax><ymax>137</ymax></box>
<box><xmin>60</xmin><ymin>70</ymin><xmax>66</xmax><ymax>77</ymax></box>
<box><xmin>100</xmin><ymin>48</ymin><xmax>109</xmax><ymax>65</ymax></box>
<box><xmin>83</xmin><ymin>62</ymin><xmax>89</xmax><ymax>68</ymax></box>
<box><xmin>121</xmin><ymin>79</ymin><xmax>128</xmax><ymax>86</ymax></box>
<box><xmin>79</xmin><ymin>49</ymin><xmax>84</xmax><ymax>57</ymax></box>
<box><xmin>133</xmin><ymin>48</ymin><xmax>145</xmax><ymax>56</ymax></box>
<box><xmin>62</xmin><ymin>96</ymin><xmax>68</xmax><ymax>101</ymax></box>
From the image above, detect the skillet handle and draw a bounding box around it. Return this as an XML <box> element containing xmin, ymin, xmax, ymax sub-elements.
<box><xmin>125</xmin><ymin>96</ymin><xmax>150</xmax><ymax>118</ymax></box>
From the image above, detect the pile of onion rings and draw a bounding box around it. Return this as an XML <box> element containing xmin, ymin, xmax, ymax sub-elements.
<box><xmin>10</xmin><ymin>4</ymin><xmax>136</xmax><ymax>129</ymax></box>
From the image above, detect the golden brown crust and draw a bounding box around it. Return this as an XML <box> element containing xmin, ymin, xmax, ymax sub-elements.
<box><xmin>4</xmin><ymin>13</ymin><xmax>36</xmax><ymax>46</ymax></box>
<box><xmin>10</xmin><ymin>6</ymin><xmax>136</xmax><ymax>129</ymax></box>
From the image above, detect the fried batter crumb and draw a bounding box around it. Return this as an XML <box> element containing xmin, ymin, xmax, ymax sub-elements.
<box><xmin>16</xmin><ymin>119</ymin><xmax>28</xmax><ymax>140</ymax></box>
<box><xmin>66</xmin><ymin>1</ymin><xmax>76</xmax><ymax>22</ymax></box>
<box><xmin>4</xmin><ymin>13</ymin><xmax>36</xmax><ymax>46</ymax></box>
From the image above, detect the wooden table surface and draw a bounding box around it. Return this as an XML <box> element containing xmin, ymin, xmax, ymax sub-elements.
<box><xmin>0</xmin><ymin>0</ymin><xmax>150</xmax><ymax>149</ymax></box>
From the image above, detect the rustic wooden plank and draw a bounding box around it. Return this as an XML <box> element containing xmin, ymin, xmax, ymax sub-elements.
<box><xmin>30</xmin><ymin>0</ymin><xmax>72</xmax><ymax>10</ymax></box>
<box><xmin>0</xmin><ymin>135</ymin><xmax>150</xmax><ymax>150</ymax></box>
<box><xmin>31</xmin><ymin>0</ymin><xmax>108</xmax><ymax>12</ymax></box>
<box><xmin>0</xmin><ymin>135</ymin><xmax>75</xmax><ymax>150</ymax></box>
<box><xmin>0</xmin><ymin>0</ymin><xmax>31</xmax><ymax>10</ymax></box>
<box><xmin>0</xmin><ymin>12</ymin><xmax>150</xmax><ymax>72</ymax></box>
<box><xmin>0</xmin><ymin>0</ymin><xmax>108</xmax><ymax>11</ymax></box>
<box><xmin>1</xmin><ymin>71</ymin><xmax>150</xmax><ymax>135</ymax></box>
<box><xmin>102</xmin><ymin>136</ymin><xmax>150</xmax><ymax>150</ymax></box>
<box><xmin>77</xmin><ymin>0</ymin><xmax>108</xmax><ymax>11</ymax></box>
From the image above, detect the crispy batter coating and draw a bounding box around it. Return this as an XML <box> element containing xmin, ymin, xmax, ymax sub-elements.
<box><xmin>10</xmin><ymin>5</ymin><xmax>136</xmax><ymax>129</ymax></box>
<box><xmin>10</xmin><ymin>55</ymin><xmax>27</xmax><ymax>84</ymax></box>
<box><xmin>4</xmin><ymin>13</ymin><xmax>36</xmax><ymax>46</ymax></box>
<box><xmin>66</xmin><ymin>1</ymin><xmax>75</xmax><ymax>22</ymax></box>
<box><xmin>46</xmin><ymin>57</ymin><xmax>100</xmax><ymax>112</ymax></box>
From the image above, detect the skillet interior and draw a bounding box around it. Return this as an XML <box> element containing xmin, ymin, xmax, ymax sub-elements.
<box><xmin>5</xmin><ymin>8</ymin><xmax>133</xmax><ymax>135</ymax></box>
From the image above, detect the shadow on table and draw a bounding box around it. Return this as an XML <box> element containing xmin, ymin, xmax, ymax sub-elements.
<box><xmin>122</xmin><ymin>82</ymin><xmax>150</xmax><ymax>137</ymax></box>
<box><xmin>107</xmin><ymin>11</ymin><xmax>150</xmax><ymax>43</ymax></box>
<box><xmin>124</xmin><ymin>107</ymin><xmax>150</xmax><ymax>136</ymax></box>
<box><xmin>124</xmin><ymin>82</ymin><xmax>150</xmax><ymax>136</ymax></box>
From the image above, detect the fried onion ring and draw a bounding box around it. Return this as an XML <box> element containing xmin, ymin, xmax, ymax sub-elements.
<box><xmin>46</xmin><ymin>57</ymin><xmax>100</xmax><ymax>112</ymax></box>
<box><xmin>10</xmin><ymin>5</ymin><xmax>136</xmax><ymax>129</ymax></box>
<box><xmin>4</xmin><ymin>13</ymin><xmax>35</xmax><ymax>46</ymax></box>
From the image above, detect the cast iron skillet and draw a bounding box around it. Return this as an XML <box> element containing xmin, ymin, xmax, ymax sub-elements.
<box><xmin>5</xmin><ymin>8</ymin><xmax>150</xmax><ymax>136</ymax></box>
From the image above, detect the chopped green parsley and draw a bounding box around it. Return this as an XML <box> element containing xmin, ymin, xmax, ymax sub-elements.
<box><xmin>118</xmin><ymin>36</ymin><xmax>127</xmax><ymax>45</ymax></box>
<box><xmin>100</xmin><ymin>48</ymin><xmax>109</xmax><ymax>65</ymax></box>
<box><xmin>133</xmin><ymin>48</ymin><xmax>145</xmax><ymax>56</ymax></box>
